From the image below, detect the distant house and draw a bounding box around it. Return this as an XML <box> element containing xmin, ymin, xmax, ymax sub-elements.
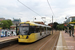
<box><xmin>10</xmin><ymin>18</ymin><xmax>21</xmax><ymax>29</ymax></box>
<box><xmin>48</xmin><ymin>23</ymin><xmax>53</xmax><ymax>27</ymax></box>
<box><xmin>12</xmin><ymin>18</ymin><xmax>21</xmax><ymax>25</ymax></box>
<box><xmin>0</xmin><ymin>18</ymin><xmax>5</xmax><ymax>21</ymax></box>
<box><xmin>0</xmin><ymin>18</ymin><xmax>12</xmax><ymax>21</ymax></box>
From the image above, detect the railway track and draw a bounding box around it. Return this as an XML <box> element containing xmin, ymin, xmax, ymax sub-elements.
<box><xmin>1</xmin><ymin>30</ymin><xmax>60</xmax><ymax>50</ymax></box>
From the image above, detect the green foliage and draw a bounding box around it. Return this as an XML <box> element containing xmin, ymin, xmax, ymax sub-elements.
<box><xmin>53</xmin><ymin>22</ymin><xmax>59</xmax><ymax>30</ymax></box>
<box><xmin>49</xmin><ymin>22</ymin><xmax>64</xmax><ymax>30</ymax></box>
<box><xmin>56</xmin><ymin>24</ymin><xmax>64</xmax><ymax>30</ymax></box>
<box><xmin>0</xmin><ymin>20</ymin><xmax>13</xmax><ymax>29</ymax></box>
<box><xmin>6</xmin><ymin>20</ymin><xmax>13</xmax><ymax>29</ymax></box>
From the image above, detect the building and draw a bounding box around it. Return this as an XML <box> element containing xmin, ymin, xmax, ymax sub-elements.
<box><xmin>48</xmin><ymin>23</ymin><xmax>53</xmax><ymax>27</ymax></box>
<box><xmin>0</xmin><ymin>18</ymin><xmax>5</xmax><ymax>21</ymax></box>
<box><xmin>0</xmin><ymin>18</ymin><xmax>12</xmax><ymax>21</ymax></box>
<box><xmin>6</xmin><ymin>19</ymin><xmax>11</xmax><ymax>20</ymax></box>
<box><xmin>65</xmin><ymin>16</ymin><xmax>75</xmax><ymax>23</ymax></box>
<box><xmin>12</xmin><ymin>18</ymin><xmax>21</xmax><ymax>25</ymax></box>
<box><xmin>10</xmin><ymin>18</ymin><xmax>21</xmax><ymax>29</ymax></box>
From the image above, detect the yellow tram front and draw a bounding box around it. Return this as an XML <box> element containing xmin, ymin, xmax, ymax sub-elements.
<box><xmin>18</xmin><ymin>22</ymin><xmax>37</xmax><ymax>43</ymax></box>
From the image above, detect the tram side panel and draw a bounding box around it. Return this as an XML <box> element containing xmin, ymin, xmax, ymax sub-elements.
<box><xmin>35</xmin><ymin>26</ymin><xmax>46</xmax><ymax>40</ymax></box>
<box><xmin>35</xmin><ymin>26</ymin><xmax>51</xmax><ymax>41</ymax></box>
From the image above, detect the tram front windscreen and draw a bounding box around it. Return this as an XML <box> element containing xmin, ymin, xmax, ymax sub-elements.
<box><xmin>19</xmin><ymin>24</ymin><xmax>29</xmax><ymax>35</ymax></box>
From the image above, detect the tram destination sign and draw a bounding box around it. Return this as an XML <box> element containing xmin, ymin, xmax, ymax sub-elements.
<box><xmin>20</xmin><ymin>24</ymin><xmax>29</xmax><ymax>26</ymax></box>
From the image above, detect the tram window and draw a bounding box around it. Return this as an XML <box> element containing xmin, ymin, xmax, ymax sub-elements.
<box><xmin>45</xmin><ymin>27</ymin><xmax>46</xmax><ymax>30</ymax></box>
<box><xmin>44</xmin><ymin>27</ymin><xmax>46</xmax><ymax>33</ymax></box>
<box><xmin>39</xmin><ymin>26</ymin><xmax>43</xmax><ymax>33</ymax></box>
<box><xmin>35</xmin><ymin>26</ymin><xmax>46</xmax><ymax>33</ymax></box>
<box><xmin>29</xmin><ymin>26</ymin><xmax>34</xmax><ymax>33</ymax></box>
<box><xmin>47</xmin><ymin>27</ymin><xmax>48</xmax><ymax>30</ymax></box>
<box><xmin>35</xmin><ymin>26</ymin><xmax>40</xmax><ymax>33</ymax></box>
<box><xmin>41</xmin><ymin>27</ymin><xmax>43</xmax><ymax>31</ymax></box>
<box><xmin>36</xmin><ymin>28</ymin><xmax>39</xmax><ymax>32</ymax></box>
<box><xmin>42</xmin><ymin>27</ymin><xmax>45</xmax><ymax>32</ymax></box>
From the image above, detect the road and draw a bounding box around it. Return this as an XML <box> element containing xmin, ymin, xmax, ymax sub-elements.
<box><xmin>1</xmin><ymin>31</ymin><xmax>60</xmax><ymax>50</ymax></box>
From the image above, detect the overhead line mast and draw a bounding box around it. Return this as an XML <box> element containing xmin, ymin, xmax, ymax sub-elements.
<box><xmin>47</xmin><ymin>0</ymin><xmax>55</xmax><ymax>34</ymax></box>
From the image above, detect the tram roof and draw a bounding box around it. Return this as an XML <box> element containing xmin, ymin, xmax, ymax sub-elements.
<box><xmin>20</xmin><ymin>22</ymin><xmax>51</xmax><ymax>28</ymax></box>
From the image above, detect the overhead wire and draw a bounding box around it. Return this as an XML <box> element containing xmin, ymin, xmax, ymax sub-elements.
<box><xmin>17</xmin><ymin>0</ymin><xmax>41</xmax><ymax>17</ymax></box>
<box><xmin>47</xmin><ymin>0</ymin><xmax>55</xmax><ymax>16</ymax></box>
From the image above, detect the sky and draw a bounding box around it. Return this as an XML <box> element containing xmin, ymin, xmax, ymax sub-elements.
<box><xmin>0</xmin><ymin>0</ymin><xmax>75</xmax><ymax>24</ymax></box>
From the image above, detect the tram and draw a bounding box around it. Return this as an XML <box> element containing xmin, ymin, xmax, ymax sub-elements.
<box><xmin>18</xmin><ymin>21</ymin><xmax>51</xmax><ymax>43</ymax></box>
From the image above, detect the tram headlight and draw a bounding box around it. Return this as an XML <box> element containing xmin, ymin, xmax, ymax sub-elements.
<box><xmin>18</xmin><ymin>36</ymin><xmax>20</xmax><ymax>38</ymax></box>
<box><xmin>26</xmin><ymin>36</ymin><xmax>29</xmax><ymax>39</ymax></box>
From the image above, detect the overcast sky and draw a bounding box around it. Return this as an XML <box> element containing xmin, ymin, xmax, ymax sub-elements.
<box><xmin>0</xmin><ymin>0</ymin><xmax>75</xmax><ymax>24</ymax></box>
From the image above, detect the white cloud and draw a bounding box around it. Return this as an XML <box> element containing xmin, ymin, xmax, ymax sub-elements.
<box><xmin>0</xmin><ymin>0</ymin><xmax>75</xmax><ymax>24</ymax></box>
<box><xmin>69</xmin><ymin>0</ymin><xmax>75</xmax><ymax>5</ymax></box>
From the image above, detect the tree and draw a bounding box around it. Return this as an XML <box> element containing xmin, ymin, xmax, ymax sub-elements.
<box><xmin>53</xmin><ymin>22</ymin><xmax>59</xmax><ymax>30</ymax></box>
<box><xmin>1</xmin><ymin>20</ymin><xmax>13</xmax><ymax>29</ymax></box>
<box><xmin>6</xmin><ymin>20</ymin><xmax>13</xmax><ymax>29</ymax></box>
<box><xmin>56</xmin><ymin>24</ymin><xmax>64</xmax><ymax>30</ymax></box>
<box><xmin>1</xmin><ymin>20</ymin><xmax>9</xmax><ymax>29</ymax></box>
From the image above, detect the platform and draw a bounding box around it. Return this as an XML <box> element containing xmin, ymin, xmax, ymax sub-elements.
<box><xmin>0</xmin><ymin>36</ymin><xmax>18</xmax><ymax>42</ymax></box>
<box><xmin>56</xmin><ymin>31</ymin><xmax>75</xmax><ymax>50</ymax></box>
<box><xmin>0</xmin><ymin>36</ymin><xmax>18</xmax><ymax>49</ymax></box>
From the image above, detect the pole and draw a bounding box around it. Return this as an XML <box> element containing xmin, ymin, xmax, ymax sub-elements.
<box><xmin>52</xmin><ymin>16</ymin><xmax>53</xmax><ymax>34</ymax></box>
<box><xmin>16</xmin><ymin>23</ymin><xmax>17</xmax><ymax>35</ymax></box>
<box><xmin>0</xmin><ymin>29</ymin><xmax>1</xmax><ymax>38</ymax></box>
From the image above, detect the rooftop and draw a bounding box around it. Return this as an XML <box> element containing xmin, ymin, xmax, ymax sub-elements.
<box><xmin>13</xmin><ymin>19</ymin><xmax>21</xmax><ymax>22</ymax></box>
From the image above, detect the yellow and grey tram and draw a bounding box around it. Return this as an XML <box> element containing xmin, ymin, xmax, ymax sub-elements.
<box><xmin>18</xmin><ymin>21</ymin><xmax>51</xmax><ymax>43</ymax></box>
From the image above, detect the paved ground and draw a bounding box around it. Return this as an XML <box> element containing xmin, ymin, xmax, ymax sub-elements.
<box><xmin>0</xmin><ymin>31</ymin><xmax>60</xmax><ymax>50</ymax></box>
<box><xmin>0</xmin><ymin>36</ymin><xmax>18</xmax><ymax>42</ymax></box>
<box><xmin>62</xmin><ymin>31</ymin><xmax>75</xmax><ymax>50</ymax></box>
